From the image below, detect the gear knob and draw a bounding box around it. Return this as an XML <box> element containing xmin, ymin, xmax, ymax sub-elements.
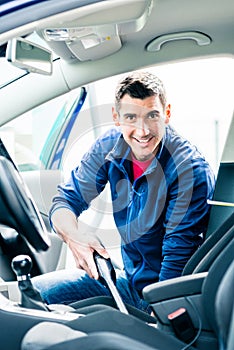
<box><xmin>11</xmin><ymin>255</ymin><xmax>32</xmax><ymax>279</ymax></box>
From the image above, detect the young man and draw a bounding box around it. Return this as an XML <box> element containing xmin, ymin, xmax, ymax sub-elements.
<box><xmin>33</xmin><ymin>71</ymin><xmax>215</xmax><ymax>314</ymax></box>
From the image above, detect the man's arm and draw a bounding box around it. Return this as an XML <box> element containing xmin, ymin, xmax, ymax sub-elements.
<box><xmin>49</xmin><ymin>135</ymin><xmax>112</xmax><ymax>278</ymax></box>
<box><xmin>51</xmin><ymin>208</ymin><xmax>109</xmax><ymax>279</ymax></box>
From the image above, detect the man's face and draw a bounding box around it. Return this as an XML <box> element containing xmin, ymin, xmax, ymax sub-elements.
<box><xmin>112</xmin><ymin>94</ymin><xmax>171</xmax><ymax>161</ymax></box>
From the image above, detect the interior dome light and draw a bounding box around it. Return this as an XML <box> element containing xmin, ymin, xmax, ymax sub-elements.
<box><xmin>44</xmin><ymin>25</ymin><xmax>117</xmax><ymax>43</ymax></box>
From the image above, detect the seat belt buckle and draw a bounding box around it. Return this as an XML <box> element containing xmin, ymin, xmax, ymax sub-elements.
<box><xmin>168</xmin><ymin>307</ymin><xmax>196</xmax><ymax>343</ymax></box>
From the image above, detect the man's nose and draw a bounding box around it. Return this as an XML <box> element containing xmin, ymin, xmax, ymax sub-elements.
<box><xmin>135</xmin><ymin>118</ymin><xmax>149</xmax><ymax>136</ymax></box>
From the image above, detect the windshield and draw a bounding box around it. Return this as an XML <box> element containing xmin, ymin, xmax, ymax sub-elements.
<box><xmin>0</xmin><ymin>58</ymin><xmax>27</xmax><ymax>87</ymax></box>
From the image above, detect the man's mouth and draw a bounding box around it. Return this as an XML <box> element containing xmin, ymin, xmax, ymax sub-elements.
<box><xmin>134</xmin><ymin>136</ymin><xmax>153</xmax><ymax>144</ymax></box>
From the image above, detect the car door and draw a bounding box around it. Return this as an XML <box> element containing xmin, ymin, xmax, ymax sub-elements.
<box><xmin>0</xmin><ymin>84</ymin><xmax>90</xmax><ymax>278</ymax></box>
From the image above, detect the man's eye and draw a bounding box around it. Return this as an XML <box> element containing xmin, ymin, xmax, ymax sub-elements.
<box><xmin>125</xmin><ymin>115</ymin><xmax>136</xmax><ymax>121</ymax></box>
<box><xmin>148</xmin><ymin>112</ymin><xmax>159</xmax><ymax>119</ymax></box>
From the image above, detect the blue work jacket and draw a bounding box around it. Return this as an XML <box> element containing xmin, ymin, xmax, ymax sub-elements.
<box><xmin>50</xmin><ymin>125</ymin><xmax>215</xmax><ymax>293</ymax></box>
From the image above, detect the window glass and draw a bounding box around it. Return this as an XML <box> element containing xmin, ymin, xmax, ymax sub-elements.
<box><xmin>0</xmin><ymin>58</ymin><xmax>27</xmax><ymax>88</ymax></box>
<box><xmin>0</xmin><ymin>88</ymin><xmax>82</xmax><ymax>171</ymax></box>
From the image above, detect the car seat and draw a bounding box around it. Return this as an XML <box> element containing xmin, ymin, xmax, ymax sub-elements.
<box><xmin>227</xmin><ymin>298</ymin><xmax>234</xmax><ymax>350</ymax></box>
<box><xmin>182</xmin><ymin>213</ymin><xmax>234</xmax><ymax>275</ymax></box>
<box><xmin>205</xmin><ymin>162</ymin><xmax>234</xmax><ymax>238</ymax></box>
<box><xmin>21</xmin><ymin>241</ymin><xmax>234</xmax><ymax>350</ymax></box>
<box><xmin>142</xmin><ymin>237</ymin><xmax>234</xmax><ymax>349</ymax></box>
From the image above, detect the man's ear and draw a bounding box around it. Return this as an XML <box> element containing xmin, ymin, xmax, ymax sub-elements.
<box><xmin>165</xmin><ymin>104</ymin><xmax>171</xmax><ymax>124</ymax></box>
<box><xmin>112</xmin><ymin>107</ymin><xmax>120</xmax><ymax>126</ymax></box>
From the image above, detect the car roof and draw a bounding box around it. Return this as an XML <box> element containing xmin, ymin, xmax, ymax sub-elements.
<box><xmin>1</xmin><ymin>0</ymin><xmax>234</xmax><ymax>76</ymax></box>
<box><xmin>0</xmin><ymin>0</ymin><xmax>233</xmax><ymax>128</ymax></box>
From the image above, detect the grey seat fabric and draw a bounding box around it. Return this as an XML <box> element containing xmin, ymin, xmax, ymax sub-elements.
<box><xmin>184</xmin><ymin>217</ymin><xmax>234</xmax><ymax>275</ymax></box>
<box><xmin>21</xmin><ymin>241</ymin><xmax>234</xmax><ymax>350</ymax></box>
<box><xmin>205</xmin><ymin>162</ymin><xmax>234</xmax><ymax>238</ymax></box>
<box><xmin>21</xmin><ymin>322</ymin><xmax>87</xmax><ymax>350</ymax></box>
<box><xmin>201</xmin><ymin>238</ymin><xmax>234</xmax><ymax>339</ymax></box>
<box><xmin>69</xmin><ymin>295</ymin><xmax>156</xmax><ymax>323</ymax></box>
<box><xmin>182</xmin><ymin>212</ymin><xmax>234</xmax><ymax>275</ymax></box>
<box><xmin>215</xmin><ymin>259</ymin><xmax>234</xmax><ymax>350</ymax></box>
<box><xmin>227</xmin><ymin>302</ymin><xmax>234</xmax><ymax>350</ymax></box>
<box><xmin>183</xmin><ymin>159</ymin><xmax>234</xmax><ymax>275</ymax></box>
<box><xmin>22</xmin><ymin>325</ymin><xmax>158</xmax><ymax>350</ymax></box>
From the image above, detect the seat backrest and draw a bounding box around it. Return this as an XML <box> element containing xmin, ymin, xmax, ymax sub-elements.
<box><xmin>215</xmin><ymin>258</ymin><xmax>234</xmax><ymax>350</ymax></box>
<box><xmin>201</xmin><ymin>238</ymin><xmax>234</xmax><ymax>343</ymax></box>
<box><xmin>182</xmin><ymin>153</ymin><xmax>234</xmax><ymax>276</ymax></box>
<box><xmin>205</xmin><ymin>162</ymin><xmax>234</xmax><ymax>238</ymax></box>
<box><xmin>182</xmin><ymin>211</ymin><xmax>234</xmax><ymax>276</ymax></box>
<box><xmin>227</xmin><ymin>301</ymin><xmax>234</xmax><ymax>350</ymax></box>
<box><xmin>191</xmin><ymin>222</ymin><xmax>234</xmax><ymax>274</ymax></box>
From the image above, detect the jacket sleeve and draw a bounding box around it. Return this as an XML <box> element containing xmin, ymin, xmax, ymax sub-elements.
<box><xmin>49</xmin><ymin>139</ymin><xmax>109</xmax><ymax>222</ymax></box>
<box><xmin>159</xmin><ymin>158</ymin><xmax>215</xmax><ymax>281</ymax></box>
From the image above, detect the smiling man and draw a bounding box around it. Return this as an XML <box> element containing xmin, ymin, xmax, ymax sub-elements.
<box><xmin>113</xmin><ymin>89</ymin><xmax>171</xmax><ymax>162</ymax></box>
<box><xmin>33</xmin><ymin>71</ymin><xmax>215</xmax><ymax>314</ymax></box>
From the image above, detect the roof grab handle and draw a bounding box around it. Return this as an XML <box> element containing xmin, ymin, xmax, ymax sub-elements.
<box><xmin>146</xmin><ymin>31</ymin><xmax>211</xmax><ymax>51</ymax></box>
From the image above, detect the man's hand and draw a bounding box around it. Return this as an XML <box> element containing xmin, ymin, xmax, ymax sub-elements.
<box><xmin>66</xmin><ymin>234</ymin><xmax>109</xmax><ymax>279</ymax></box>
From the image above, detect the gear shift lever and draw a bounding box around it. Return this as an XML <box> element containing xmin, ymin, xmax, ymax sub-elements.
<box><xmin>11</xmin><ymin>255</ymin><xmax>49</xmax><ymax>311</ymax></box>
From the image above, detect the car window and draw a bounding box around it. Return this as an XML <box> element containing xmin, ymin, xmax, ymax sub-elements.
<box><xmin>0</xmin><ymin>87</ymin><xmax>82</xmax><ymax>171</ymax></box>
<box><xmin>0</xmin><ymin>57</ymin><xmax>27</xmax><ymax>87</ymax></box>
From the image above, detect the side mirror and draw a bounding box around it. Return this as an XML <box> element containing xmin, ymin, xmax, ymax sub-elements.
<box><xmin>6</xmin><ymin>37</ymin><xmax>53</xmax><ymax>75</ymax></box>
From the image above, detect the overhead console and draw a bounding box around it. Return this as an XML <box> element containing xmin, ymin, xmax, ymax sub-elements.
<box><xmin>37</xmin><ymin>0</ymin><xmax>153</xmax><ymax>61</ymax></box>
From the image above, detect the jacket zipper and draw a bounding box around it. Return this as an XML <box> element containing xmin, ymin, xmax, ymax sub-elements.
<box><xmin>126</xmin><ymin>177</ymin><xmax>140</xmax><ymax>244</ymax></box>
<box><xmin>127</xmin><ymin>188</ymin><xmax>134</xmax><ymax>244</ymax></box>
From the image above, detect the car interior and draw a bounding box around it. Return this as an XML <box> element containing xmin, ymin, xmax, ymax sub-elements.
<box><xmin>0</xmin><ymin>0</ymin><xmax>233</xmax><ymax>349</ymax></box>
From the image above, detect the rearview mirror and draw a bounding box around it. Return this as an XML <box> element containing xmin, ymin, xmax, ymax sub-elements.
<box><xmin>6</xmin><ymin>37</ymin><xmax>52</xmax><ymax>75</ymax></box>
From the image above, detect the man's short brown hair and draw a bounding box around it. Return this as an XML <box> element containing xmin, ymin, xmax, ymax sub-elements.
<box><xmin>115</xmin><ymin>71</ymin><xmax>167</xmax><ymax>111</ymax></box>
